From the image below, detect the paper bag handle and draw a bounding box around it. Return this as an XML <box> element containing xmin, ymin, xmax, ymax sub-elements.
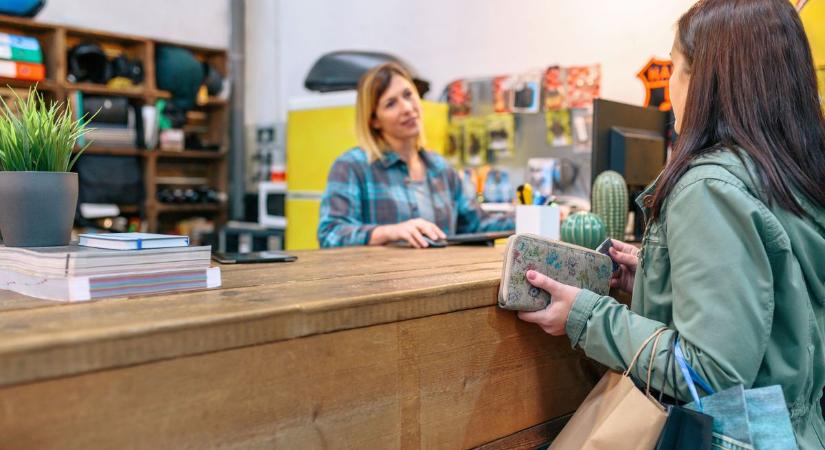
<box><xmin>623</xmin><ymin>327</ymin><xmax>667</xmax><ymax>377</ymax></box>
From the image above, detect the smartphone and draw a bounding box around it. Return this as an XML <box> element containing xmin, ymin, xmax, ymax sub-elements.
<box><xmin>595</xmin><ymin>239</ymin><xmax>619</xmax><ymax>273</ymax></box>
<box><xmin>212</xmin><ymin>251</ymin><xmax>298</xmax><ymax>264</ymax></box>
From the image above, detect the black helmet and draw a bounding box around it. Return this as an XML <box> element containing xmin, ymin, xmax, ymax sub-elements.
<box><xmin>67</xmin><ymin>42</ymin><xmax>111</xmax><ymax>84</ymax></box>
<box><xmin>110</xmin><ymin>55</ymin><xmax>144</xmax><ymax>84</ymax></box>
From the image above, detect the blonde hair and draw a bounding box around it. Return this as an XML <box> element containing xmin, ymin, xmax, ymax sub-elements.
<box><xmin>355</xmin><ymin>62</ymin><xmax>426</xmax><ymax>162</ymax></box>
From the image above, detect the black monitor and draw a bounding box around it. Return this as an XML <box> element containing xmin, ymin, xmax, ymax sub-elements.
<box><xmin>590</xmin><ymin>98</ymin><xmax>670</xmax><ymax>186</ymax></box>
<box><xmin>591</xmin><ymin>99</ymin><xmax>669</xmax><ymax>240</ymax></box>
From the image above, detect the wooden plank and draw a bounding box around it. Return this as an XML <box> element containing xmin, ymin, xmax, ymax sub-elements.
<box><xmin>473</xmin><ymin>415</ymin><xmax>572</xmax><ymax>450</ymax></box>
<box><xmin>63</xmin><ymin>82</ymin><xmax>148</xmax><ymax>98</ymax></box>
<box><xmin>74</xmin><ymin>146</ymin><xmax>143</xmax><ymax>157</ymax></box>
<box><xmin>0</xmin><ymin>306</ymin><xmax>595</xmax><ymax>449</ymax></box>
<box><xmin>0</xmin><ymin>260</ymin><xmax>503</xmax><ymax>386</ymax></box>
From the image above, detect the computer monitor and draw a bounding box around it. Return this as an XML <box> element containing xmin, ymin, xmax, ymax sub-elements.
<box><xmin>591</xmin><ymin>98</ymin><xmax>669</xmax><ymax>184</ymax></box>
<box><xmin>591</xmin><ymin>99</ymin><xmax>670</xmax><ymax>240</ymax></box>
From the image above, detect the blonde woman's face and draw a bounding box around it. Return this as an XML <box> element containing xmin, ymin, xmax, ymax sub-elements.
<box><xmin>371</xmin><ymin>74</ymin><xmax>422</xmax><ymax>141</ymax></box>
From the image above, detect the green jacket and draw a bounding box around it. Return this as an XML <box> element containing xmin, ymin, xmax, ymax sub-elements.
<box><xmin>568</xmin><ymin>149</ymin><xmax>825</xmax><ymax>448</ymax></box>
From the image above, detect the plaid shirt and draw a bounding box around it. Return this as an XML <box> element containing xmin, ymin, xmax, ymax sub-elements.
<box><xmin>318</xmin><ymin>148</ymin><xmax>514</xmax><ymax>247</ymax></box>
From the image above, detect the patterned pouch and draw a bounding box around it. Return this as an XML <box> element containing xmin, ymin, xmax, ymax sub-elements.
<box><xmin>498</xmin><ymin>233</ymin><xmax>611</xmax><ymax>311</ymax></box>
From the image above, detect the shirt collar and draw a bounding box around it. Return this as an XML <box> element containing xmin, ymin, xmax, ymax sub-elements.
<box><xmin>378</xmin><ymin>149</ymin><xmax>431</xmax><ymax>169</ymax></box>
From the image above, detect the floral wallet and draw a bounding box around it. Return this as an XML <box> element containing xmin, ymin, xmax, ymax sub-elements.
<box><xmin>498</xmin><ymin>234</ymin><xmax>612</xmax><ymax>311</ymax></box>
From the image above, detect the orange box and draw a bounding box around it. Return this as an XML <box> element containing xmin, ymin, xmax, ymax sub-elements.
<box><xmin>0</xmin><ymin>60</ymin><xmax>44</xmax><ymax>81</ymax></box>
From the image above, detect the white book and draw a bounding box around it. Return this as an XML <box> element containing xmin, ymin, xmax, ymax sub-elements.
<box><xmin>0</xmin><ymin>266</ymin><xmax>221</xmax><ymax>302</ymax></box>
<box><xmin>0</xmin><ymin>244</ymin><xmax>211</xmax><ymax>278</ymax></box>
<box><xmin>78</xmin><ymin>233</ymin><xmax>190</xmax><ymax>250</ymax></box>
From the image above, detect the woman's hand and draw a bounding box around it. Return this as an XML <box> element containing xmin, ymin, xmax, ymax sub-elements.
<box><xmin>517</xmin><ymin>270</ymin><xmax>581</xmax><ymax>336</ymax></box>
<box><xmin>608</xmin><ymin>239</ymin><xmax>639</xmax><ymax>294</ymax></box>
<box><xmin>371</xmin><ymin>218</ymin><xmax>447</xmax><ymax>248</ymax></box>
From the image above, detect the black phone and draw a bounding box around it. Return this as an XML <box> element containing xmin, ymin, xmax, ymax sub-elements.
<box><xmin>595</xmin><ymin>238</ymin><xmax>619</xmax><ymax>273</ymax></box>
<box><xmin>212</xmin><ymin>251</ymin><xmax>298</xmax><ymax>264</ymax></box>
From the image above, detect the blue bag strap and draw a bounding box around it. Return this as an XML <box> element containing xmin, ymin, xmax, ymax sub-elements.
<box><xmin>674</xmin><ymin>337</ymin><xmax>716</xmax><ymax>409</ymax></box>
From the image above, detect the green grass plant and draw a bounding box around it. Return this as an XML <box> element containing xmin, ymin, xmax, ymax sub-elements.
<box><xmin>0</xmin><ymin>87</ymin><xmax>93</xmax><ymax>172</ymax></box>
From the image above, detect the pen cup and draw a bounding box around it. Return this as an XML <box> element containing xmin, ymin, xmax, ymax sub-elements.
<box><xmin>516</xmin><ymin>205</ymin><xmax>561</xmax><ymax>239</ymax></box>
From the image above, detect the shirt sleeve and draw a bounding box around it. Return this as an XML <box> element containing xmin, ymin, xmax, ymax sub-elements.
<box><xmin>451</xmin><ymin>170</ymin><xmax>515</xmax><ymax>233</ymax></box>
<box><xmin>566</xmin><ymin>178</ymin><xmax>773</xmax><ymax>400</ymax></box>
<box><xmin>317</xmin><ymin>157</ymin><xmax>378</xmax><ymax>248</ymax></box>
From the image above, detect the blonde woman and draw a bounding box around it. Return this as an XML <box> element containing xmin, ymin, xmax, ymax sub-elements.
<box><xmin>318</xmin><ymin>63</ymin><xmax>513</xmax><ymax>248</ymax></box>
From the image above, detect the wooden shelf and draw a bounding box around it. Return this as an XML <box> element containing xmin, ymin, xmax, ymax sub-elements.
<box><xmin>156</xmin><ymin>203</ymin><xmax>221</xmax><ymax>214</ymax></box>
<box><xmin>64</xmin><ymin>82</ymin><xmax>144</xmax><ymax>98</ymax></box>
<box><xmin>63</xmin><ymin>82</ymin><xmax>165</xmax><ymax>99</ymax></box>
<box><xmin>0</xmin><ymin>78</ymin><xmax>59</xmax><ymax>92</ymax></box>
<box><xmin>196</xmin><ymin>97</ymin><xmax>228</xmax><ymax>108</ymax></box>
<box><xmin>75</xmin><ymin>148</ymin><xmax>226</xmax><ymax>160</ymax></box>
<box><xmin>75</xmin><ymin>147</ymin><xmax>143</xmax><ymax>157</ymax></box>
<box><xmin>1</xmin><ymin>15</ymin><xmax>229</xmax><ymax>234</ymax></box>
<box><xmin>0</xmin><ymin>14</ymin><xmax>54</xmax><ymax>31</ymax></box>
<box><xmin>151</xmin><ymin>150</ymin><xmax>227</xmax><ymax>160</ymax></box>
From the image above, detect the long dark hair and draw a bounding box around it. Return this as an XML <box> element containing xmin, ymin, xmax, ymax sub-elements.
<box><xmin>651</xmin><ymin>0</ymin><xmax>825</xmax><ymax>220</ymax></box>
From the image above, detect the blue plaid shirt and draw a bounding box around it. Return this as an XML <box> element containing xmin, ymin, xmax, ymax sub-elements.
<box><xmin>318</xmin><ymin>148</ymin><xmax>514</xmax><ymax>247</ymax></box>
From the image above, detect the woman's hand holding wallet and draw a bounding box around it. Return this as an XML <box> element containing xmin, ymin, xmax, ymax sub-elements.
<box><xmin>608</xmin><ymin>239</ymin><xmax>639</xmax><ymax>295</ymax></box>
<box><xmin>517</xmin><ymin>270</ymin><xmax>582</xmax><ymax>336</ymax></box>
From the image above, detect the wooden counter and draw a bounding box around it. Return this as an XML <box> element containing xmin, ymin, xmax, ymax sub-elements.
<box><xmin>0</xmin><ymin>246</ymin><xmax>598</xmax><ymax>449</ymax></box>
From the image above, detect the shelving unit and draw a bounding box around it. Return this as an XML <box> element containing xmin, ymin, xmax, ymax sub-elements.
<box><xmin>0</xmin><ymin>14</ymin><xmax>229</xmax><ymax>234</ymax></box>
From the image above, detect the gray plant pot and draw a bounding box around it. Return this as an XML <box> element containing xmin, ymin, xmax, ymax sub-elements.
<box><xmin>0</xmin><ymin>172</ymin><xmax>78</xmax><ymax>247</ymax></box>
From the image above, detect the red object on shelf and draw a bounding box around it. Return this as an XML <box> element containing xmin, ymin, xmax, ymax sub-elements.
<box><xmin>0</xmin><ymin>60</ymin><xmax>44</xmax><ymax>81</ymax></box>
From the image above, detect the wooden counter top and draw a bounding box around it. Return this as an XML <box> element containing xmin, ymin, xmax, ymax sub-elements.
<box><xmin>0</xmin><ymin>245</ymin><xmax>600</xmax><ymax>449</ymax></box>
<box><xmin>0</xmin><ymin>245</ymin><xmax>508</xmax><ymax>387</ymax></box>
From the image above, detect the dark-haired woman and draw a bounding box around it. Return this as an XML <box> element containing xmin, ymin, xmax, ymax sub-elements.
<box><xmin>517</xmin><ymin>0</ymin><xmax>825</xmax><ymax>446</ymax></box>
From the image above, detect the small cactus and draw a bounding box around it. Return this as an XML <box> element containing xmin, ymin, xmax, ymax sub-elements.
<box><xmin>592</xmin><ymin>170</ymin><xmax>628</xmax><ymax>239</ymax></box>
<box><xmin>561</xmin><ymin>212</ymin><xmax>606</xmax><ymax>250</ymax></box>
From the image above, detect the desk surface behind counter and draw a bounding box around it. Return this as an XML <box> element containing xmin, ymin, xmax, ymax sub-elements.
<box><xmin>0</xmin><ymin>246</ymin><xmax>599</xmax><ymax>449</ymax></box>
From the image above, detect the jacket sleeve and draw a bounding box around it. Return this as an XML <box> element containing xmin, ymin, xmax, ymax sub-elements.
<box><xmin>317</xmin><ymin>158</ymin><xmax>377</xmax><ymax>248</ymax></box>
<box><xmin>451</xmin><ymin>170</ymin><xmax>515</xmax><ymax>233</ymax></box>
<box><xmin>565</xmin><ymin>177</ymin><xmax>773</xmax><ymax>400</ymax></box>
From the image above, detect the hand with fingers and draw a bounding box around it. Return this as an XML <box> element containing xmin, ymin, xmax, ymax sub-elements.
<box><xmin>516</xmin><ymin>270</ymin><xmax>582</xmax><ymax>336</ymax></box>
<box><xmin>607</xmin><ymin>239</ymin><xmax>640</xmax><ymax>294</ymax></box>
<box><xmin>371</xmin><ymin>218</ymin><xmax>447</xmax><ymax>248</ymax></box>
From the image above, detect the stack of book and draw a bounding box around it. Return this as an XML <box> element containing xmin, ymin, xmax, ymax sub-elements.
<box><xmin>0</xmin><ymin>235</ymin><xmax>221</xmax><ymax>302</ymax></box>
<box><xmin>0</xmin><ymin>32</ymin><xmax>45</xmax><ymax>81</ymax></box>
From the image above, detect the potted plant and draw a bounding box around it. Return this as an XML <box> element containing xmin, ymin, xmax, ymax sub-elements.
<box><xmin>0</xmin><ymin>87</ymin><xmax>92</xmax><ymax>247</ymax></box>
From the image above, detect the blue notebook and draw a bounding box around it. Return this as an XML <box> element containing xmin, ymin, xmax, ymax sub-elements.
<box><xmin>78</xmin><ymin>233</ymin><xmax>189</xmax><ymax>250</ymax></box>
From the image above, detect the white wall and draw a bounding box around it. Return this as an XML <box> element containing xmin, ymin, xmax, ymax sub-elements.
<box><xmin>278</xmin><ymin>0</ymin><xmax>696</xmax><ymax>117</ymax></box>
<box><xmin>37</xmin><ymin>0</ymin><xmax>229</xmax><ymax>49</ymax></box>
<box><xmin>245</xmin><ymin>0</ymin><xmax>280</xmax><ymax>126</ymax></box>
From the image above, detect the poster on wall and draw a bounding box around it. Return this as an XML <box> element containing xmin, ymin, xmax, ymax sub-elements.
<box><xmin>445</xmin><ymin>119</ymin><xmax>464</xmax><ymax>165</ymax></box>
<box><xmin>566</xmin><ymin>65</ymin><xmax>601</xmax><ymax>109</ymax></box>
<box><xmin>543</xmin><ymin>66</ymin><xmax>566</xmax><ymax>111</ymax></box>
<box><xmin>468</xmin><ymin>79</ymin><xmax>495</xmax><ymax>116</ymax></box>
<box><xmin>447</xmin><ymin>80</ymin><xmax>471</xmax><ymax>117</ymax></box>
<box><xmin>492</xmin><ymin>76</ymin><xmax>513</xmax><ymax>113</ymax></box>
<box><xmin>482</xmin><ymin>168</ymin><xmax>514</xmax><ymax>203</ymax></box>
<box><xmin>486</xmin><ymin>113</ymin><xmax>515</xmax><ymax>160</ymax></box>
<box><xmin>510</xmin><ymin>73</ymin><xmax>541</xmax><ymax>113</ymax></box>
<box><xmin>545</xmin><ymin>109</ymin><xmax>572</xmax><ymax>147</ymax></box>
<box><xmin>637</xmin><ymin>58</ymin><xmax>673</xmax><ymax>112</ymax></box>
<box><xmin>570</xmin><ymin>108</ymin><xmax>593</xmax><ymax>152</ymax></box>
<box><xmin>527</xmin><ymin>158</ymin><xmax>556</xmax><ymax>200</ymax></box>
<box><xmin>462</xmin><ymin>117</ymin><xmax>488</xmax><ymax>166</ymax></box>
